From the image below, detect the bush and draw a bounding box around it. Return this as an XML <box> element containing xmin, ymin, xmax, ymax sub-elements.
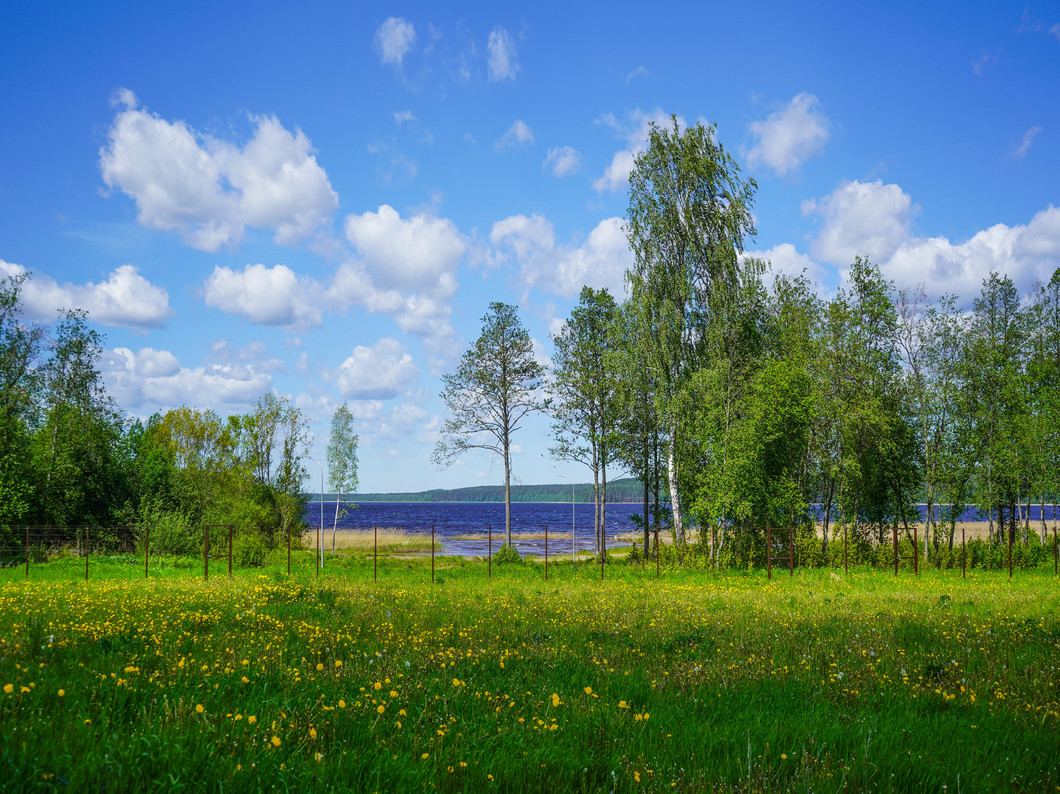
<box><xmin>233</xmin><ymin>531</ymin><xmax>268</xmax><ymax>568</ymax></box>
<box><xmin>493</xmin><ymin>543</ymin><xmax>522</xmax><ymax>565</ymax></box>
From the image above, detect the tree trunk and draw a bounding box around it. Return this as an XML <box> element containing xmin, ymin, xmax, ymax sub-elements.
<box><xmin>601</xmin><ymin>463</ymin><xmax>608</xmax><ymax>562</ymax></box>
<box><xmin>504</xmin><ymin>447</ymin><xmax>512</xmax><ymax>545</ymax></box>
<box><xmin>667</xmin><ymin>423</ymin><xmax>685</xmax><ymax>546</ymax></box>
<box><xmin>333</xmin><ymin>494</ymin><xmax>341</xmax><ymax>552</ymax></box>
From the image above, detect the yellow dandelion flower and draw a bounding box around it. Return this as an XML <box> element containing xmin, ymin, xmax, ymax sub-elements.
<box><xmin>3</xmin><ymin>684</ymin><xmax>11</xmax><ymax>694</ymax></box>
<box><xmin>421</xmin><ymin>753</ymin><xmax>429</xmax><ymax>760</ymax></box>
<box><xmin>309</xmin><ymin>728</ymin><xmax>317</xmax><ymax>739</ymax></box>
<box><xmin>316</xmin><ymin>663</ymin><xmax>324</xmax><ymax>671</ymax></box>
<box><xmin>583</xmin><ymin>686</ymin><xmax>592</xmax><ymax>695</ymax></box>
<box><xmin>619</xmin><ymin>700</ymin><xmax>629</xmax><ymax>709</ymax></box>
<box><xmin>248</xmin><ymin>715</ymin><xmax>257</xmax><ymax>725</ymax></box>
<box><xmin>58</xmin><ymin>689</ymin><xmax>64</xmax><ymax>697</ymax></box>
<box><xmin>195</xmin><ymin>704</ymin><xmax>204</xmax><ymax>713</ymax></box>
<box><xmin>373</xmin><ymin>682</ymin><xmax>381</xmax><ymax>690</ymax></box>
<box><xmin>271</xmin><ymin>736</ymin><xmax>281</xmax><ymax>747</ymax></box>
<box><xmin>377</xmin><ymin>704</ymin><xmax>385</xmax><ymax>714</ymax></box>
<box><xmin>390</xmin><ymin>690</ymin><xmax>398</xmax><ymax>698</ymax></box>
<box><xmin>339</xmin><ymin>699</ymin><xmax>346</xmax><ymax>709</ymax></box>
<box><xmin>551</xmin><ymin>693</ymin><xmax>560</xmax><ymax>707</ymax></box>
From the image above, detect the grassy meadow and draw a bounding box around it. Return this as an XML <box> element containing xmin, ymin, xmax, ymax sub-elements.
<box><xmin>1</xmin><ymin>555</ymin><xmax>1058</xmax><ymax>792</ymax></box>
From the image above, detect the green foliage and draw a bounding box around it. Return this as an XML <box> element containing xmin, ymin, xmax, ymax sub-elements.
<box><xmin>492</xmin><ymin>543</ymin><xmax>523</xmax><ymax>565</ymax></box>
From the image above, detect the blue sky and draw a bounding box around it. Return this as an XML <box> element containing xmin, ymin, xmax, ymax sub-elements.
<box><xmin>2</xmin><ymin>1</ymin><xmax>1058</xmax><ymax>492</ymax></box>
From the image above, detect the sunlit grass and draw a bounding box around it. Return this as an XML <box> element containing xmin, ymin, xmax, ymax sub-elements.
<box><xmin>1</xmin><ymin>559</ymin><xmax>1058</xmax><ymax>791</ymax></box>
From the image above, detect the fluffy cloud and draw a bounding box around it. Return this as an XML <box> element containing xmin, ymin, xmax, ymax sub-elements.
<box><xmin>487</xmin><ymin>26</ymin><xmax>518</xmax><ymax>82</ymax></box>
<box><xmin>543</xmin><ymin>146</ymin><xmax>583</xmax><ymax>177</ymax></box>
<box><xmin>806</xmin><ymin>179</ymin><xmax>916</xmax><ymax>266</ymax></box>
<box><xmin>374</xmin><ymin>17</ymin><xmax>416</xmax><ymax>67</ymax></box>
<box><xmin>745</xmin><ymin>93</ymin><xmax>830</xmax><ymax>177</ymax></box>
<box><xmin>490</xmin><ymin>215</ymin><xmax>631</xmax><ymax>297</ymax></box>
<box><xmin>203</xmin><ymin>264</ymin><xmax>324</xmax><ymax>330</ymax></box>
<box><xmin>593</xmin><ymin>108</ymin><xmax>679</xmax><ymax>193</ymax></box>
<box><xmin>101</xmin><ymin>346</ymin><xmax>273</xmax><ymax>413</ymax></box>
<box><xmin>0</xmin><ymin>261</ymin><xmax>171</xmax><ymax>330</ymax></box>
<box><xmin>805</xmin><ymin>180</ymin><xmax>1060</xmax><ymax>300</ymax></box>
<box><xmin>748</xmin><ymin>243</ymin><xmax>827</xmax><ymax>286</ymax></box>
<box><xmin>334</xmin><ymin>338</ymin><xmax>418</xmax><ymax>399</ymax></box>
<box><xmin>495</xmin><ymin>119</ymin><xmax>534</xmax><ymax>151</ymax></box>
<box><xmin>100</xmin><ymin>91</ymin><xmax>337</xmax><ymax>251</ymax></box>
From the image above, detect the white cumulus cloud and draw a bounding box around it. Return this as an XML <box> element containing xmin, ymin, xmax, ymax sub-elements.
<box><xmin>374</xmin><ymin>17</ymin><xmax>416</xmax><ymax>67</ymax></box>
<box><xmin>334</xmin><ymin>338</ymin><xmax>419</xmax><ymax>400</ymax></box>
<box><xmin>0</xmin><ymin>261</ymin><xmax>171</xmax><ymax>330</ymax></box>
<box><xmin>487</xmin><ymin>26</ymin><xmax>518</xmax><ymax>82</ymax></box>
<box><xmin>543</xmin><ymin>146</ymin><xmax>583</xmax><ymax>177</ymax></box>
<box><xmin>805</xmin><ymin>180</ymin><xmax>1060</xmax><ymax>301</ymax></box>
<box><xmin>203</xmin><ymin>263</ymin><xmax>324</xmax><ymax>330</ymax></box>
<box><xmin>101</xmin><ymin>346</ymin><xmax>273</xmax><ymax>413</ymax></box>
<box><xmin>490</xmin><ymin>215</ymin><xmax>631</xmax><ymax>298</ymax></box>
<box><xmin>100</xmin><ymin>91</ymin><xmax>337</xmax><ymax>252</ymax></box>
<box><xmin>1011</xmin><ymin>125</ymin><xmax>1043</xmax><ymax>159</ymax></box>
<box><xmin>745</xmin><ymin>93</ymin><xmax>829</xmax><ymax>177</ymax></box>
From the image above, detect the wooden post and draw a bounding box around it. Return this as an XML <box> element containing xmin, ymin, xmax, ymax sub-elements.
<box><xmin>85</xmin><ymin>526</ymin><xmax>89</xmax><ymax>582</ymax></box>
<box><xmin>286</xmin><ymin>527</ymin><xmax>290</xmax><ymax>576</ymax></box>
<box><xmin>657</xmin><ymin>524</ymin><xmax>662</xmax><ymax>578</ymax></box>
<box><xmin>789</xmin><ymin>527</ymin><xmax>794</xmax><ymax>577</ymax></box>
<box><xmin>1054</xmin><ymin>526</ymin><xmax>1057</xmax><ymax>577</ymax></box>
<box><xmin>317</xmin><ymin>522</ymin><xmax>321</xmax><ymax>578</ymax></box>
<box><xmin>228</xmin><ymin>524</ymin><xmax>233</xmax><ymax>578</ymax></box>
<box><xmin>962</xmin><ymin>525</ymin><xmax>966</xmax><ymax>579</ymax></box>
<box><xmin>25</xmin><ymin>526</ymin><xmax>29</xmax><ymax>579</ymax></box>
<box><xmin>374</xmin><ymin>526</ymin><xmax>378</xmax><ymax>582</ymax></box>
<box><xmin>767</xmin><ymin>527</ymin><xmax>772</xmax><ymax>580</ymax></box>
<box><xmin>844</xmin><ymin>524</ymin><xmax>848</xmax><ymax>573</ymax></box>
<box><xmin>431</xmin><ymin>524</ymin><xmax>435</xmax><ymax>584</ymax></box>
<box><xmin>204</xmin><ymin>525</ymin><xmax>209</xmax><ymax>582</ymax></box>
<box><xmin>544</xmin><ymin>524</ymin><xmax>548</xmax><ymax>581</ymax></box>
<box><xmin>488</xmin><ymin>523</ymin><xmax>492</xmax><ymax>581</ymax></box>
<box><xmin>601</xmin><ymin>525</ymin><xmax>605</xmax><ymax>580</ymax></box>
<box><xmin>145</xmin><ymin>526</ymin><xmax>149</xmax><ymax>580</ymax></box>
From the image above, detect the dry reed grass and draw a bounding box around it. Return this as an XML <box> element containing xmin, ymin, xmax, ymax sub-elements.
<box><xmin>301</xmin><ymin>528</ymin><xmax>435</xmax><ymax>552</ymax></box>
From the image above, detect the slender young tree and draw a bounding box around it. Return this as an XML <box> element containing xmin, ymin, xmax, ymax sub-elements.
<box><xmin>626</xmin><ymin>116</ymin><xmax>757</xmax><ymax>546</ymax></box>
<box><xmin>433</xmin><ymin>302</ymin><xmax>545</xmax><ymax>545</ymax></box>
<box><xmin>549</xmin><ymin>287</ymin><xmax>621</xmax><ymax>556</ymax></box>
<box><xmin>326</xmin><ymin>403</ymin><xmax>359</xmax><ymax>551</ymax></box>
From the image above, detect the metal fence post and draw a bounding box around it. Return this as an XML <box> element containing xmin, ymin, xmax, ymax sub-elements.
<box><xmin>488</xmin><ymin>524</ymin><xmax>492</xmax><ymax>581</ymax></box>
<box><xmin>601</xmin><ymin>527</ymin><xmax>605</xmax><ymax>580</ymax></box>
<box><xmin>1008</xmin><ymin>527</ymin><xmax>1013</xmax><ymax>579</ymax></box>
<box><xmin>893</xmin><ymin>526</ymin><xmax>898</xmax><ymax>576</ymax></box>
<box><xmin>656</xmin><ymin>524</ymin><xmax>660</xmax><ymax>578</ymax></box>
<box><xmin>962</xmin><ymin>525</ymin><xmax>966</xmax><ymax>578</ymax></box>
<box><xmin>85</xmin><ymin>526</ymin><xmax>89</xmax><ymax>582</ymax></box>
<box><xmin>844</xmin><ymin>524</ymin><xmax>848</xmax><ymax>573</ymax></box>
<box><xmin>373</xmin><ymin>526</ymin><xmax>377</xmax><ymax>582</ymax></box>
<box><xmin>913</xmin><ymin>526</ymin><xmax>918</xmax><ymax>576</ymax></box>
<box><xmin>228</xmin><ymin>524</ymin><xmax>233</xmax><ymax>578</ymax></box>
<box><xmin>25</xmin><ymin>526</ymin><xmax>29</xmax><ymax>579</ymax></box>
<box><xmin>544</xmin><ymin>524</ymin><xmax>548</xmax><ymax>581</ymax></box>
<box><xmin>145</xmin><ymin>526</ymin><xmax>149</xmax><ymax>580</ymax></box>
<box><xmin>431</xmin><ymin>524</ymin><xmax>435</xmax><ymax>584</ymax></box>
<box><xmin>204</xmin><ymin>525</ymin><xmax>209</xmax><ymax>582</ymax></box>
<box><xmin>286</xmin><ymin>527</ymin><xmax>291</xmax><ymax>576</ymax></box>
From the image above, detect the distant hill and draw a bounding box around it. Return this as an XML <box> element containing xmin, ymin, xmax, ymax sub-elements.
<box><xmin>313</xmin><ymin>477</ymin><xmax>645</xmax><ymax>503</ymax></box>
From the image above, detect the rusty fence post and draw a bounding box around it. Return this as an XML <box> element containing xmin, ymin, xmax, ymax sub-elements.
<box><xmin>962</xmin><ymin>525</ymin><xmax>966</xmax><ymax>578</ymax></box>
<box><xmin>228</xmin><ymin>524</ymin><xmax>233</xmax><ymax>578</ymax></box>
<box><xmin>544</xmin><ymin>524</ymin><xmax>548</xmax><ymax>581</ymax></box>
<box><xmin>657</xmin><ymin>524</ymin><xmax>662</xmax><ymax>578</ymax></box>
<box><xmin>85</xmin><ymin>526</ymin><xmax>89</xmax><ymax>582</ymax></box>
<box><xmin>286</xmin><ymin>527</ymin><xmax>290</xmax><ymax>576</ymax></box>
<box><xmin>601</xmin><ymin>526</ymin><xmax>605</xmax><ymax>580</ymax></box>
<box><xmin>25</xmin><ymin>526</ymin><xmax>29</xmax><ymax>579</ymax></box>
<box><xmin>204</xmin><ymin>525</ymin><xmax>209</xmax><ymax>582</ymax></box>
<box><xmin>488</xmin><ymin>524</ymin><xmax>492</xmax><ymax>581</ymax></box>
<box><xmin>844</xmin><ymin>524</ymin><xmax>848</xmax><ymax>573</ymax></box>
<box><xmin>1054</xmin><ymin>526</ymin><xmax>1058</xmax><ymax>577</ymax></box>
<box><xmin>145</xmin><ymin>526</ymin><xmax>149</xmax><ymax>580</ymax></box>
<box><xmin>374</xmin><ymin>526</ymin><xmax>378</xmax><ymax>582</ymax></box>
<box><xmin>431</xmin><ymin>524</ymin><xmax>435</xmax><ymax>584</ymax></box>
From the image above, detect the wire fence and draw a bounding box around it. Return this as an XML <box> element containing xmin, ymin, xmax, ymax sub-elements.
<box><xmin>0</xmin><ymin>522</ymin><xmax>1057</xmax><ymax>583</ymax></box>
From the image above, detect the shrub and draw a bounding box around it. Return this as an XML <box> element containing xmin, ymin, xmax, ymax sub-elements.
<box><xmin>493</xmin><ymin>543</ymin><xmax>522</xmax><ymax>565</ymax></box>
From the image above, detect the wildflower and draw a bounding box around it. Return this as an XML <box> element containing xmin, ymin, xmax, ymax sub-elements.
<box><xmin>421</xmin><ymin>753</ymin><xmax>430</xmax><ymax>760</ymax></box>
<box><xmin>377</xmin><ymin>705</ymin><xmax>385</xmax><ymax>714</ymax></box>
<box><xmin>339</xmin><ymin>700</ymin><xmax>346</xmax><ymax>709</ymax></box>
<box><xmin>195</xmin><ymin>704</ymin><xmax>204</xmax><ymax>713</ymax></box>
<box><xmin>271</xmin><ymin>736</ymin><xmax>282</xmax><ymax>747</ymax></box>
<box><xmin>57</xmin><ymin>689</ymin><xmax>64</xmax><ymax>697</ymax></box>
<box><xmin>2</xmin><ymin>684</ymin><xmax>11</xmax><ymax>694</ymax></box>
<box><xmin>584</xmin><ymin>686</ymin><xmax>592</xmax><ymax>695</ymax></box>
<box><xmin>248</xmin><ymin>716</ymin><xmax>257</xmax><ymax>725</ymax></box>
<box><xmin>309</xmin><ymin>728</ymin><xmax>318</xmax><ymax>739</ymax></box>
<box><xmin>551</xmin><ymin>693</ymin><xmax>561</xmax><ymax>707</ymax></box>
<box><xmin>619</xmin><ymin>700</ymin><xmax>629</xmax><ymax>709</ymax></box>
<box><xmin>316</xmin><ymin>663</ymin><xmax>324</xmax><ymax>671</ymax></box>
<box><xmin>390</xmin><ymin>689</ymin><xmax>398</xmax><ymax>698</ymax></box>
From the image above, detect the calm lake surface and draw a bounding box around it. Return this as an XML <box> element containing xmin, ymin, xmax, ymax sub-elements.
<box><xmin>302</xmin><ymin>501</ymin><xmax>1059</xmax><ymax>557</ymax></box>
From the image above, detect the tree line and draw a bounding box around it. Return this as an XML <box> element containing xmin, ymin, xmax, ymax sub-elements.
<box><xmin>435</xmin><ymin>116</ymin><xmax>1060</xmax><ymax>565</ymax></box>
<box><xmin>0</xmin><ymin>270</ymin><xmax>361</xmax><ymax>562</ymax></box>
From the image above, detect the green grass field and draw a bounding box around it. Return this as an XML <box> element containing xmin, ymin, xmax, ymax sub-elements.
<box><xmin>1</xmin><ymin>556</ymin><xmax>1058</xmax><ymax>792</ymax></box>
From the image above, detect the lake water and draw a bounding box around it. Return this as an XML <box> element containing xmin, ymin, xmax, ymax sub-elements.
<box><xmin>303</xmin><ymin>501</ymin><xmax>1060</xmax><ymax>557</ymax></box>
<box><xmin>303</xmin><ymin>501</ymin><xmax>647</xmax><ymax>557</ymax></box>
